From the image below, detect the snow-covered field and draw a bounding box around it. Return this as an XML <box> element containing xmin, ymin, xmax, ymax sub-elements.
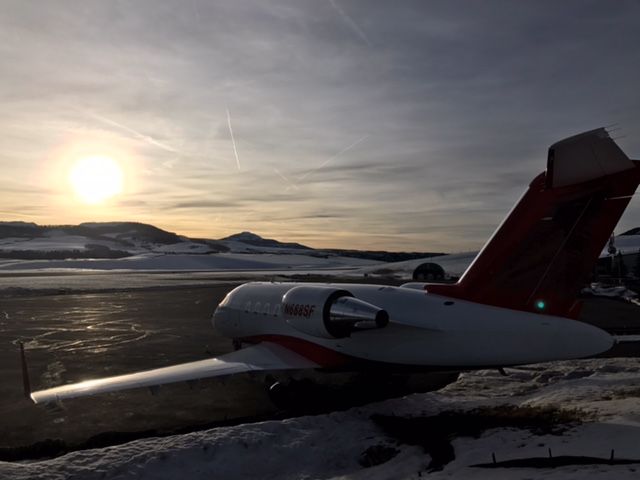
<box><xmin>0</xmin><ymin>252</ymin><xmax>376</xmax><ymax>272</ymax></box>
<box><xmin>2</xmin><ymin>357</ymin><xmax>640</xmax><ymax>479</ymax></box>
<box><xmin>1</xmin><ymin>222</ymin><xmax>637</xmax><ymax>285</ymax></box>
<box><xmin>0</xmin><ymin>253</ymin><xmax>384</xmax><ymax>294</ymax></box>
<box><xmin>354</xmin><ymin>252</ymin><xmax>478</xmax><ymax>279</ymax></box>
<box><xmin>0</xmin><ymin>252</ymin><xmax>473</xmax><ymax>294</ymax></box>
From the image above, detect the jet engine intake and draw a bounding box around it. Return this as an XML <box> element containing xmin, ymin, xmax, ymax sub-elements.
<box><xmin>282</xmin><ymin>286</ymin><xmax>389</xmax><ymax>339</ymax></box>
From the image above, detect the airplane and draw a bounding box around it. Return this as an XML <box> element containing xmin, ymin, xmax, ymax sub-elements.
<box><xmin>22</xmin><ymin>127</ymin><xmax>640</xmax><ymax>405</ymax></box>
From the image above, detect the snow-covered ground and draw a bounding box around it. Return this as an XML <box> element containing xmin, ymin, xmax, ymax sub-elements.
<box><xmin>2</xmin><ymin>357</ymin><xmax>640</xmax><ymax>479</ymax></box>
<box><xmin>354</xmin><ymin>234</ymin><xmax>640</xmax><ymax>281</ymax></box>
<box><xmin>1</xmin><ymin>221</ymin><xmax>637</xmax><ymax>281</ymax></box>
<box><xmin>0</xmin><ymin>252</ymin><xmax>473</xmax><ymax>294</ymax></box>
<box><xmin>0</xmin><ymin>252</ymin><xmax>377</xmax><ymax>272</ymax></box>
<box><xmin>0</xmin><ymin>225</ymin><xmax>392</xmax><ymax>275</ymax></box>
<box><xmin>0</xmin><ymin>234</ymin><xmax>105</xmax><ymax>251</ymax></box>
<box><xmin>354</xmin><ymin>252</ymin><xmax>478</xmax><ymax>279</ymax></box>
<box><xmin>0</xmin><ymin>254</ymin><xmax>386</xmax><ymax>294</ymax></box>
<box><xmin>583</xmin><ymin>283</ymin><xmax>638</xmax><ymax>302</ymax></box>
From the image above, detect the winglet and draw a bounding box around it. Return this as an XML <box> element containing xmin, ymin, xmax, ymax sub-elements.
<box><xmin>19</xmin><ymin>341</ymin><xmax>33</xmax><ymax>402</ymax></box>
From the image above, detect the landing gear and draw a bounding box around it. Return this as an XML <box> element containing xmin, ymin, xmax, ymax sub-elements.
<box><xmin>267</xmin><ymin>379</ymin><xmax>323</xmax><ymax>411</ymax></box>
<box><xmin>264</xmin><ymin>371</ymin><xmax>460</xmax><ymax>414</ymax></box>
<box><xmin>265</xmin><ymin>375</ymin><xmax>400</xmax><ymax>413</ymax></box>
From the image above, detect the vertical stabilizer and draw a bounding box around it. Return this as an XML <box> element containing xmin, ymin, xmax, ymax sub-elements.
<box><xmin>428</xmin><ymin>128</ymin><xmax>640</xmax><ymax>318</ymax></box>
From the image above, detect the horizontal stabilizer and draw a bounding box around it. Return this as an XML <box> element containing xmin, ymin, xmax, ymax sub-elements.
<box><xmin>548</xmin><ymin>128</ymin><xmax>634</xmax><ymax>188</ymax></box>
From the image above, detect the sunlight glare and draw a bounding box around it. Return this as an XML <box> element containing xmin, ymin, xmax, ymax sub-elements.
<box><xmin>69</xmin><ymin>155</ymin><xmax>124</xmax><ymax>205</ymax></box>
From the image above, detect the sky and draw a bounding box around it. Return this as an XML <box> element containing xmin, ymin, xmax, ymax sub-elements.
<box><xmin>1</xmin><ymin>0</ymin><xmax>640</xmax><ymax>252</ymax></box>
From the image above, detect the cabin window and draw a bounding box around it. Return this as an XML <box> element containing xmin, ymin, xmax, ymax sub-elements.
<box><xmin>273</xmin><ymin>304</ymin><xmax>281</xmax><ymax>316</ymax></box>
<box><xmin>254</xmin><ymin>302</ymin><xmax>261</xmax><ymax>314</ymax></box>
<box><xmin>244</xmin><ymin>301</ymin><xmax>251</xmax><ymax>313</ymax></box>
<box><xmin>263</xmin><ymin>303</ymin><xmax>271</xmax><ymax>315</ymax></box>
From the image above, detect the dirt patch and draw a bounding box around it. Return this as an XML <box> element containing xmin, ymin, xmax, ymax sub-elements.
<box><xmin>473</xmin><ymin>454</ymin><xmax>640</xmax><ymax>469</ymax></box>
<box><xmin>358</xmin><ymin>444</ymin><xmax>400</xmax><ymax>467</ymax></box>
<box><xmin>372</xmin><ymin>405</ymin><xmax>584</xmax><ymax>471</ymax></box>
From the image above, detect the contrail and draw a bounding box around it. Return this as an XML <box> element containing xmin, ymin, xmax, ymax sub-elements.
<box><xmin>274</xmin><ymin>168</ymin><xmax>299</xmax><ymax>190</ymax></box>
<box><xmin>78</xmin><ymin>109</ymin><xmax>179</xmax><ymax>153</ymax></box>
<box><xmin>298</xmin><ymin>134</ymin><xmax>369</xmax><ymax>181</ymax></box>
<box><xmin>226</xmin><ymin>108</ymin><xmax>241</xmax><ymax>171</ymax></box>
<box><xmin>328</xmin><ymin>0</ymin><xmax>371</xmax><ymax>47</ymax></box>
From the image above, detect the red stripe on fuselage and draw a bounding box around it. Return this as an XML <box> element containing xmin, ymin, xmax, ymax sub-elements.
<box><xmin>240</xmin><ymin>335</ymin><xmax>352</xmax><ymax>368</ymax></box>
<box><xmin>241</xmin><ymin>335</ymin><xmax>499</xmax><ymax>372</ymax></box>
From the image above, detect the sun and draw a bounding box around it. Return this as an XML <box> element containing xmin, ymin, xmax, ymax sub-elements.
<box><xmin>69</xmin><ymin>155</ymin><xmax>124</xmax><ymax>205</ymax></box>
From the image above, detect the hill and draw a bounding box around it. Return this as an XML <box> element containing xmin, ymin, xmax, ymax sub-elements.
<box><xmin>0</xmin><ymin>221</ymin><xmax>443</xmax><ymax>261</ymax></box>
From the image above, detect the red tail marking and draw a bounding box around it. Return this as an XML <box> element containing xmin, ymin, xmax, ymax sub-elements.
<box><xmin>429</xmin><ymin>134</ymin><xmax>640</xmax><ymax>319</ymax></box>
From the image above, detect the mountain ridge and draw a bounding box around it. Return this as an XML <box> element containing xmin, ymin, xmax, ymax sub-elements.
<box><xmin>0</xmin><ymin>221</ymin><xmax>445</xmax><ymax>261</ymax></box>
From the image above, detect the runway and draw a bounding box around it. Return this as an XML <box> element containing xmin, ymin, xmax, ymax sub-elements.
<box><xmin>0</xmin><ymin>285</ymin><xmax>264</xmax><ymax>449</ymax></box>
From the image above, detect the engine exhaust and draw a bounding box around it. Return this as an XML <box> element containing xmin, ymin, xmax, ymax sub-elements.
<box><xmin>328</xmin><ymin>297</ymin><xmax>389</xmax><ymax>331</ymax></box>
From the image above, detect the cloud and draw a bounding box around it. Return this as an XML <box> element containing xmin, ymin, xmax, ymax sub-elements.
<box><xmin>79</xmin><ymin>109</ymin><xmax>180</xmax><ymax>154</ymax></box>
<box><xmin>168</xmin><ymin>200</ymin><xmax>243</xmax><ymax>210</ymax></box>
<box><xmin>0</xmin><ymin>1</ymin><xmax>639</xmax><ymax>250</ymax></box>
<box><xmin>327</xmin><ymin>0</ymin><xmax>371</xmax><ymax>47</ymax></box>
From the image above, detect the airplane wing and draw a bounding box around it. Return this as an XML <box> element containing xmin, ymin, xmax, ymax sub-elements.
<box><xmin>26</xmin><ymin>342</ymin><xmax>319</xmax><ymax>404</ymax></box>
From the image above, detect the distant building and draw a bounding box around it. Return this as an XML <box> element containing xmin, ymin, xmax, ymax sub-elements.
<box><xmin>412</xmin><ymin>262</ymin><xmax>445</xmax><ymax>282</ymax></box>
<box><xmin>595</xmin><ymin>250</ymin><xmax>640</xmax><ymax>279</ymax></box>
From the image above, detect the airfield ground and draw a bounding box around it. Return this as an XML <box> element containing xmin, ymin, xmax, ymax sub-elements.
<box><xmin>1</xmin><ymin>278</ymin><xmax>639</xmax><ymax>455</ymax></box>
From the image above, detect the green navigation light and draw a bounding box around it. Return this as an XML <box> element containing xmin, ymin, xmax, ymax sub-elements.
<box><xmin>535</xmin><ymin>300</ymin><xmax>546</xmax><ymax>310</ymax></box>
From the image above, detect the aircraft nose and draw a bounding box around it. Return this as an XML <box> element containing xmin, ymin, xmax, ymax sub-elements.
<box><xmin>212</xmin><ymin>289</ymin><xmax>236</xmax><ymax>332</ymax></box>
<box><xmin>211</xmin><ymin>305</ymin><xmax>226</xmax><ymax>331</ymax></box>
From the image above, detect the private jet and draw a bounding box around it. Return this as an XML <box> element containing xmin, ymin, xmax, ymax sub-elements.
<box><xmin>22</xmin><ymin>127</ymin><xmax>640</xmax><ymax>404</ymax></box>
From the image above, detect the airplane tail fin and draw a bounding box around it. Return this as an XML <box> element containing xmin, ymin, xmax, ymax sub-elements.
<box><xmin>428</xmin><ymin>128</ymin><xmax>640</xmax><ymax>319</ymax></box>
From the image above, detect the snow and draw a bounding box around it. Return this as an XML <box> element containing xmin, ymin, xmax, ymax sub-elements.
<box><xmin>0</xmin><ymin>226</ymin><xmax>314</xmax><ymax>257</ymax></box>
<box><xmin>221</xmin><ymin>239</ymin><xmax>311</xmax><ymax>254</ymax></box>
<box><xmin>355</xmin><ymin>252</ymin><xmax>478</xmax><ymax>279</ymax></box>
<box><xmin>0</xmin><ymin>252</ymin><xmax>377</xmax><ymax>272</ymax></box>
<box><xmin>0</xmin><ymin>235</ymin><xmax>96</xmax><ymax>252</ymax></box>
<box><xmin>352</xmin><ymin>234</ymin><xmax>640</xmax><ymax>281</ymax></box>
<box><xmin>3</xmin><ymin>357</ymin><xmax>640</xmax><ymax>479</ymax></box>
<box><xmin>612</xmin><ymin>235</ymin><xmax>640</xmax><ymax>255</ymax></box>
<box><xmin>0</xmin><ymin>223</ymin><xmax>638</xmax><ymax>281</ymax></box>
<box><xmin>354</xmin><ymin>232</ymin><xmax>640</xmax><ymax>281</ymax></box>
<box><xmin>0</xmin><ymin>227</ymin><xmax>385</xmax><ymax>273</ymax></box>
<box><xmin>151</xmin><ymin>243</ymin><xmax>213</xmax><ymax>254</ymax></box>
<box><xmin>582</xmin><ymin>283</ymin><xmax>638</xmax><ymax>301</ymax></box>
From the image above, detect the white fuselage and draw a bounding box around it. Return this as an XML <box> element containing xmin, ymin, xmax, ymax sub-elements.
<box><xmin>212</xmin><ymin>282</ymin><xmax>613</xmax><ymax>370</ymax></box>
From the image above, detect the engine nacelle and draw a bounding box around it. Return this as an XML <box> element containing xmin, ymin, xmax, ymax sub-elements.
<box><xmin>282</xmin><ymin>286</ymin><xmax>389</xmax><ymax>339</ymax></box>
